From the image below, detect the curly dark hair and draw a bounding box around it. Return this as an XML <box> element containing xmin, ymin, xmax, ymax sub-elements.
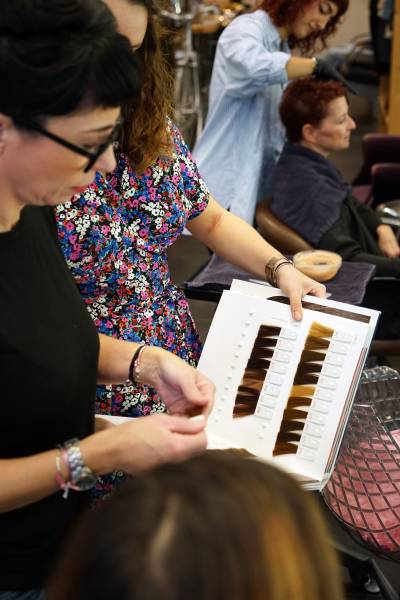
<box><xmin>259</xmin><ymin>0</ymin><xmax>349</xmax><ymax>54</ymax></box>
<box><xmin>119</xmin><ymin>0</ymin><xmax>174</xmax><ymax>172</ymax></box>
<box><xmin>280</xmin><ymin>78</ymin><xmax>347</xmax><ymax>142</ymax></box>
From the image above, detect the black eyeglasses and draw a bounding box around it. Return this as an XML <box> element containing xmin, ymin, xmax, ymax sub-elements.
<box><xmin>13</xmin><ymin>118</ymin><xmax>122</xmax><ymax>173</ymax></box>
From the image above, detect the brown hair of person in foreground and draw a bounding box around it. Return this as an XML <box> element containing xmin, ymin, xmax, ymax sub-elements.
<box><xmin>49</xmin><ymin>451</ymin><xmax>344</xmax><ymax>600</ymax></box>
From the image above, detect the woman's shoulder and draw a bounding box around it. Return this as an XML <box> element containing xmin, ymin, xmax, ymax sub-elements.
<box><xmin>166</xmin><ymin>119</ymin><xmax>192</xmax><ymax>158</ymax></box>
<box><xmin>223</xmin><ymin>9</ymin><xmax>270</xmax><ymax>32</ymax></box>
<box><xmin>218</xmin><ymin>9</ymin><xmax>277</xmax><ymax>48</ymax></box>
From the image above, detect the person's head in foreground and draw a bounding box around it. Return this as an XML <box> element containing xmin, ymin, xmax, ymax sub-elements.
<box><xmin>260</xmin><ymin>0</ymin><xmax>349</xmax><ymax>53</ymax></box>
<box><xmin>280</xmin><ymin>78</ymin><xmax>356</xmax><ymax>157</ymax></box>
<box><xmin>0</xmin><ymin>0</ymin><xmax>140</xmax><ymax>219</ymax></box>
<box><xmin>49</xmin><ymin>451</ymin><xmax>344</xmax><ymax>600</ymax></box>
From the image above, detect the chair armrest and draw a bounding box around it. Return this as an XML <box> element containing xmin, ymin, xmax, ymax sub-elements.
<box><xmin>255</xmin><ymin>202</ymin><xmax>313</xmax><ymax>255</ymax></box>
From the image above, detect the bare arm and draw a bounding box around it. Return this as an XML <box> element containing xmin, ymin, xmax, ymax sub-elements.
<box><xmin>286</xmin><ymin>56</ymin><xmax>316</xmax><ymax>80</ymax></box>
<box><xmin>0</xmin><ymin>413</ymin><xmax>207</xmax><ymax>514</ymax></box>
<box><xmin>1</xmin><ymin>345</ymin><xmax>214</xmax><ymax>514</ymax></box>
<box><xmin>187</xmin><ymin>196</ymin><xmax>325</xmax><ymax>319</ymax></box>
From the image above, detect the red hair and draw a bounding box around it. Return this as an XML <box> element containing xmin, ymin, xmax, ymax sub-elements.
<box><xmin>280</xmin><ymin>78</ymin><xmax>347</xmax><ymax>142</ymax></box>
<box><xmin>260</xmin><ymin>0</ymin><xmax>349</xmax><ymax>54</ymax></box>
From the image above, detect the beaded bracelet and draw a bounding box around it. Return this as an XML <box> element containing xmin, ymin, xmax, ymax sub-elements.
<box><xmin>55</xmin><ymin>449</ymin><xmax>79</xmax><ymax>499</ymax></box>
<box><xmin>128</xmin><ymin>344</ymin><xmax>147</xmax><ymax>383</ymax></box>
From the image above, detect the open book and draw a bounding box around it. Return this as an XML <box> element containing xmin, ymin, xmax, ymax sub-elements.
<box><xmin>200</xmin><ymin>280</ymin><xmax>380</xmax><ymax>491</ymax></box>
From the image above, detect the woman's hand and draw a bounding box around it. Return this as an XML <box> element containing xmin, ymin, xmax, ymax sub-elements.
<box><xmin>140</xmin><ymin>348</ymin><xmax>215</xmax><ymax>417</ymax></box>
<box><xmin>276</xmin><ymin>264</ymin><xmax>326</xmax><ymax>321</ymax></box>
<box><xmin>82</xmin><ymin>413</ymin><xmax>208</xmax><ymax>476</ymax></box>
<box><xmin>377</xmin><ymin>224</ymin><xmax>400</xmax><ymax>258</ymax></box>
<box><xmin>94</xmin><ymin>416</ymin><xmax>115</xmax><ymax>432</ymax></box>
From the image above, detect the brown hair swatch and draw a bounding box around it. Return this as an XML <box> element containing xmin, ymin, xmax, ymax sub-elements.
<box><xmin>233</xmin><ymin>324</ymin><xmax>281</xmax><ymax>418</ymax></box>
<box><xmin>273</xmin><ymin>322</ymin><xmax>333</xmax><ymax>455</ymax></box>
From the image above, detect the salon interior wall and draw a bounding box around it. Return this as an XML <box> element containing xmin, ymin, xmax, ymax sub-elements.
<box><xmin>325</xmin><ymin>0</ymin><xmax>370</xmax><ymax>48</ymax></box>
<box><xmin>322</xmin><ymin>0</ymin><xmax>376</xmax><ymax>125</ymax></box>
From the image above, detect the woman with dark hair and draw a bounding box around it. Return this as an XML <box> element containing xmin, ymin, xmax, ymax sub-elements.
<box><xmin>193</xmin><ymin>0</ymin><xmax>349</xmax><ymax>224</ymax></box>
<box><xmin>49</xmin><ymin>451</ymin><xmax>344</xmax><ymax>600</ymax></box>
<box><xmin>0</xmin><ymin>1</ymin><xmax>214</xmax><ymax>596</ymax></box>
<box><xmin>56</xmin><ymin>0</ymin><xmax>326</xmax><ymax>467</ymax></box>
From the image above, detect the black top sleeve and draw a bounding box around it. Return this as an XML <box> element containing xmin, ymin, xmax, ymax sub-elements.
<box><xmin>0</xmin><ymin>206</ymin><xmax>99</xmax><ymax>591</ymax></box>
<box><xmin>319</xmin><ymin>209</ymin><xmax>400</xmax><ymax>278</ymax></box>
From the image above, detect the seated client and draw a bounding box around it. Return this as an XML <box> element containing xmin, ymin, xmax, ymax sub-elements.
<box><xmin>270</xmin><ymin>78</ymin><xmax>400</xmax><ymax>337</ymax></box>
<box><xmin>271</xmin><ymin>78</ymin><xmax>400</xmax><ymax>276</ymax></box>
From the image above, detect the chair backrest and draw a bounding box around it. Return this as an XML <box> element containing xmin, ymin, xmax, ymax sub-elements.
<box><xmin>352</xmin><ymin>133</ymin><xmax>400</xmax><ymax>186</ymax></box>
<box><xmin>255</xmin><ymin>202</ymin><xmax>313</xmax><ymax>255</ymax></box>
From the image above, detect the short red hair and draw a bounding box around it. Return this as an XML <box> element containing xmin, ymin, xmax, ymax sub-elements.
<box><xmin>279</xmin><ymin>78</ymin><xmax>347</xmax><ymax>142</ymax></box>
<box><xmin>260</xmin><ymin>0</ymin><xmax>349</xmax><ymax>54</ymax></box>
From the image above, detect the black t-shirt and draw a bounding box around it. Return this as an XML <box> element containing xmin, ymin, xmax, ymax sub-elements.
<box><xmin>0</xmin><ymin>206</ymin><xmax>99</xmax><ymax>590</ymax></box>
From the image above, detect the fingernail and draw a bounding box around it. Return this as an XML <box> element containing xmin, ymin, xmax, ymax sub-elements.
<box><xmin>190</xmin><ymin>414</ymin><xmax>205</xmax><ymax>422</ymax></box>
<box><xmin>294</xmin><ymin>311</ymin><xmax>301</xmax><ymax>321</ymax></box>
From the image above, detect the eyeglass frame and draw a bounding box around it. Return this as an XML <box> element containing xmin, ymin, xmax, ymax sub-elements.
<box><xmin>12</xmin><ymin>117</ymin><xmax>122</xmax><ymax>173</ymax></box>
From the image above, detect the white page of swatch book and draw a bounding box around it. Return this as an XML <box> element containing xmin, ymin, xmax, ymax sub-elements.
<box><xmin>199</xmin><ymin>289</ymin><xmax>375</xmax><ymax>489</ymax></box>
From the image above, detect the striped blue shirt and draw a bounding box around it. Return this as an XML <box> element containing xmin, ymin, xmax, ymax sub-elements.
<box><xmin>193</xmin><ymin>10</ymin><xmax>290</xmax><ymax>223</ymax></box>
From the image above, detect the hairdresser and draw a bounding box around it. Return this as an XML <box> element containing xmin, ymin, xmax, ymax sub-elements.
<box><xmin>193</xmin><ymin>0</ymin><xmax>350</xmax><ymax>224</ymax></box>
<box><xmin>0</xmin><ymin>1</ymin><xmax>214</xmax><ymax>597</ymax></box>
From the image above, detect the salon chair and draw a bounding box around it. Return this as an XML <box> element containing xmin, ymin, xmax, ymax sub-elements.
<box><xmin>256</xmin><ymin>201</ymin><xmax>400</xmax><ymax>357</ymax></box>
<box><xmin>352</xmin><ymin>134</ymin><xmax>400</xmax><ymax>206</ymax></box>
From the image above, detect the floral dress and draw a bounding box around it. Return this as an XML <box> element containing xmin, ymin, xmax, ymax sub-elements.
<box><xmin>56</xmin><ymin>122</ymin><xmax>209</xmax><ymax>420</ymax></box>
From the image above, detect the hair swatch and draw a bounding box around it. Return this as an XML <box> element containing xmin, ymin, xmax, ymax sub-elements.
<box><xmin>269</xmin><ymin>296</ymin><xmax>370</xmax><ymax>324</ymax></box>
<box><xmin>233</xmin><ymin>324</ymin><xmax>281</xmax><ymax>418</ymax></box>
<box><xmin>273</xmin><ymin>321</ymin><xmax>333</xmax><ymax>455</ymax></box>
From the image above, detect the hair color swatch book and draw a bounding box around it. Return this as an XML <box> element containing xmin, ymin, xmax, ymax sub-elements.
<box><xmin>200</xmin><ymin>280</ymin><xmax>380</xmax><ymax>491</ymax></box>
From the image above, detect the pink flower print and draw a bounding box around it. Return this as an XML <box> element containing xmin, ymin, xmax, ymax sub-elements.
<box><xmin>65</xmin><ymin>222</ymin><xmax>75</xmax><ymax>232</ymax></box>
<box><xmin>114</xmin><ymin>394</ymin><xmax>123</xmax><ymax>404</ymax></box>
<box><xmin>146</xmin><ymin>179</ymin><xmax>153</xmax><ymax>188</ymax></box>
<box><xmin>178</xmin><ymin>299</ymin><xmax>188</xmax><ymax>308</ymax></box>
<box><xmin>172</xmin><ymin>175</ymin><xmax>180</xmax><ymax>184</ymax></box>
<box><xmin>105</xmin><ymin>320</ymin><xmax>113</xmax><ymax>329</ymax></box>
<box><xmin>139</xmin><ymin>229</ymin><xmax>147</xmax><ymax>238</ymax></box>
<box><xmin>101</xmin><ymin>225</ymin><xmax>110</xmax><ymax>235</ymax></box>
<box><xmin>144</xmin><ymin>168</ymin><xmax>152</xmax><ymax>176</ymax></box>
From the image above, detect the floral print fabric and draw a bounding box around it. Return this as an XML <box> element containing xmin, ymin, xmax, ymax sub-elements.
<box><xmin>56</xmin><ymin>122</ymin><xmax>209</xmax><ymax>418</ymax></box>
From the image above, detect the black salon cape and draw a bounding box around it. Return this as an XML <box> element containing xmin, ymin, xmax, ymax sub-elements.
<box><xmin>270</xmin><ymin>143</ymin><xmax>400</xmax><ymax>278</ymax></box>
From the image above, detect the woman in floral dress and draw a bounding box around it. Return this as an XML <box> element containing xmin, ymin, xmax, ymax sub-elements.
<box><xmin>56</xmin><ymin>0</ymin><xmax>325</xmax><ymax>422</ymax></box>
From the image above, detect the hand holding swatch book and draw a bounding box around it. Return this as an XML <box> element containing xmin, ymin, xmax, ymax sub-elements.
<box><xmin>201</xmin><ymin>279</ymin><xmax>380</xmax><ymax>491</ymax></box>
